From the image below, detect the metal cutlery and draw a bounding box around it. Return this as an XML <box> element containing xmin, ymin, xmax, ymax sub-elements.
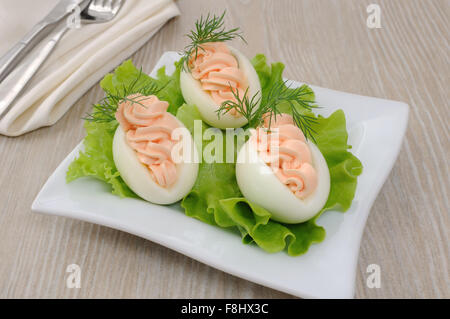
<box><xmin>0</xmin><ymin>0</ymin><xmax>90</xmax><ymax>84</ymax></box>
<box><xmin>0</xmin><ymin>0</ymin><xmax>124</xmax><ymax>120</ymax></box>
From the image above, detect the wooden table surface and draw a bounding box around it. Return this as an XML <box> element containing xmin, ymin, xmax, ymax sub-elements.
<box><xmin>0</xmin><ymin>0</ymin><xmax>448</xmax><ymax>299</ymax></box>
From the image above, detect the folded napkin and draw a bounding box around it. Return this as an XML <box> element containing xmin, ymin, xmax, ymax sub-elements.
<box><xmin>0</xmin><ymin>0</ymin><xmax>180</xmax><ymax>136</ymax></box>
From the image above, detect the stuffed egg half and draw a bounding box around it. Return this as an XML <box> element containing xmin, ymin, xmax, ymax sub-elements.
<box><xmin>180</xmin><ymin>43</ymin><xmax>261</xmax><ymax>129</ymax></box>
<box><xmin>113</xmin><ymin>94</ymin><xmax>198</xmax><ymax>205</ymax></box>
<box><xmin>236</xmin><ymin>114</ymin><xmax>330</xmax><ymax>224</ymax></box>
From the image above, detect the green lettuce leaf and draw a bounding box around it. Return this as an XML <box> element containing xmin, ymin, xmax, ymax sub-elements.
<box><xmin>177</xmin><ymin>104</ymin><xmax>240</xmax><ymax>228</ymax></box>
<box><xmin>66</xmin><ymin>120</ymin><xmax>136</xmax><ymax>198</ymax></box>
<box><xmin>312</xmin><ymin>110</ymin><xmax>363</xmax><ymax>214</ymax></box>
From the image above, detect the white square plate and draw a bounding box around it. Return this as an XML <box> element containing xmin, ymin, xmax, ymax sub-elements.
<box><xmin>32</xmin><ymin>52</ymin><xmax>409</xmax><ymax>298</ymax></box>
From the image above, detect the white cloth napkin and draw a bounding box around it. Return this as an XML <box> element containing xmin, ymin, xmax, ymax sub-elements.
<box><xmin>0</xmin><ymin>0</ymin><xmax>180</xmax><ymax>136</ymax></box>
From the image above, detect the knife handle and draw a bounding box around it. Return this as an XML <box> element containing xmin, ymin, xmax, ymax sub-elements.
<box><xmin>0</xmin><ymin>23</ymin><xmax>69</xmax><ymax>120</ymax></box>
<box><xmin>0</xmin><ymin>22</ymin><xmax>58</xmax><ymax>84</ymax></box>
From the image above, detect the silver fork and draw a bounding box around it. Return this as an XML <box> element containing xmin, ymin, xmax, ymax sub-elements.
<box><xmin>0</xmin><ymin>0</ymin><xmax>124</xmax><ymax>119</ymax></box>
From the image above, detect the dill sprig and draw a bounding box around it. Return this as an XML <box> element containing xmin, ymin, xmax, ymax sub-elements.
<box><xmin>217</xmin><ymin>87</ymin><xmax>261</xmax><ymax>127</ymax></box>
<box><xmin>217</xmin><ymin>81</ymin><xmax>318</xmax><ymax>141</ymax></box>
<box><xmin>180</xmin><ymin>11</ymin><xmax>246</xmax><ymax>70</ymax></box>
<box><xmin>83</xmin><ymin>69</ymin><xmax>167</xmax><ymax>123</ymax></box>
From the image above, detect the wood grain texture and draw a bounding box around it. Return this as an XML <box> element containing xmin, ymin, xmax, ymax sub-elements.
<box><xmin>0</xmin><ymin>0</ymin><xmax>448</xmax><ymax>298</ymax></box>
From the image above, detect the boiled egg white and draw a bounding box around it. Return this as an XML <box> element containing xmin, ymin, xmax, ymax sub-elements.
<box><xmin>180</xmin><ymin>46</ymin><xmax>261</xmax><ymax>129</ymax></box>
<box><xmin>236</xmin><ymin>139</ymin><xmax>330</xmax><ymax>224</ymax></box>
<box><xmin>113</xmin><ymin>121</ymin><xmax>199</xmax><ymax>205</ymax></box>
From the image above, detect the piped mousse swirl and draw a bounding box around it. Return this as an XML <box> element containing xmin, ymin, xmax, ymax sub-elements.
<box><xmin>254</xmin><ymin>114</ymin><xmax>318</xmax><ymax>199</ymax></box>
<box><xmin>115</xmin><ymin>94</ymin><xmax>181</xmax><ymax>188</ymax></box>
<box><xmin>189</xmin><ymin>42</ymin><xmax>248</xmax><ymax>116</ymax></box>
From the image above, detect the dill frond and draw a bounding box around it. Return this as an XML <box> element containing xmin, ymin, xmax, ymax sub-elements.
<box><xmin>217</xmin><ymin>81</ymin><xmax>318</xmax><ymax>141</ymax></box>
<box><xmin>180</xmin><ymin>11</ymin><xmax>246</xmax><ymax>70</ymax></box>
<box><xmin>83</xmin><ymin>69</ymin><xmax>167</xmax><ymax>124</ymax></box>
